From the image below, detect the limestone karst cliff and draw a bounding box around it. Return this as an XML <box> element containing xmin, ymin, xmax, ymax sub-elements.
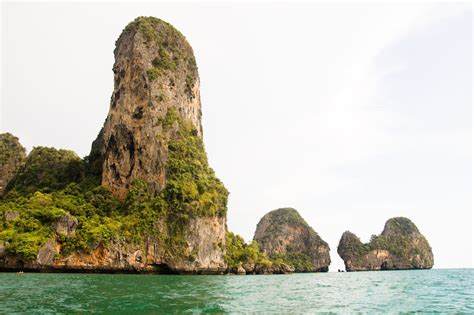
<box><xmin>253</xmin><ymin>208</ymin><xmax>331</xmax><ymax>272</ymax></box>
<box><xmin>0</xmin><ymin>133</ymin><xmax>26</xmax><ymax>195</ymax></box>
<box><xmin>0</xmin><ymin>17</ymin><xmax>228</xmax><ymax>274</ymax></box>
<box><xmin>83</xmin><ymin>16</ymin><xmax>229</xmax><ymax>272</ymax></box>
<box><xmin>337</xmin><ymin>217</ymin><xmax>434</xmax><ymax>271</ymax></box>
<box><xmin>89</xmin><ymin>17</ymin><xmax>203</xmax><ymax>200</ymax></box>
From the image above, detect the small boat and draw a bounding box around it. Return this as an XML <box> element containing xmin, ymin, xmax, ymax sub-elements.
<box><xmin>16</xmin><ymin>271</ymin><xmax>24</xmax><ymax>275</ymax></box>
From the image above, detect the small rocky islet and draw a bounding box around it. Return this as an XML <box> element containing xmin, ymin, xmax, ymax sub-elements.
<box><xmin>338</xmin><ymin>217</ymin><xmax>434</xmax><ymax>271</ymax></box>
<box><xmin>254</xmin><ymin>208</ymin><xmax>330</xmax><ymax>272</ymax></box>
<box><xmin>0</xmin><ymin>16</ymin><xmax>433</xmax><ymax>274</ymax></box>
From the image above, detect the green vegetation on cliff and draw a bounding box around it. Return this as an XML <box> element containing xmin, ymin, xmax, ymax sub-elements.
<box><xmin>6</xmin><ymin>147</ymin><xmax>82</xmax><ymax>194</ymax></box>
<box><xmin>338</xmin><ymin>231</ymin><xmax>412</xmax><ymax>258</ymax></box>
<box><xmin>1</xmin><ymin>186</ymin><xmax>121</xmax><ymax>258</ymax></box>
<box><xmin>367</xmin><ymin>217</ymin><xmax>428</xmax><ymax>258</ymax></box>
<box><xmin>123</xmin><ymin>16</ymin><xmax>182</xmax><ymax>45</ymax></box>
<box><xmin>340</xmin><ymin>218</ymin><xmax>425</xmax><ymax>258</ymax></box>
<box><xmin>0</xmin><ymin>114</ymin><xmax>227</xmax><ymax>261</ymax></box>
<box><xmin>125</xmin><ymin>16</ymin><xmax>198</xmax><ymax>88</ymax></box>
<box><xmin>163</xmin><ymin>108</ymin><xmax>228</xmax><ymax>218</ymax></box>
<box><xmin>269</xmin><ymin>251</ymin><xmax>315</xmax><ymax>272</ymax></box>
<box><xmin>224</xmin><ymin>232</ymin><xmax>272</xmax><ymax>270</ymax></box>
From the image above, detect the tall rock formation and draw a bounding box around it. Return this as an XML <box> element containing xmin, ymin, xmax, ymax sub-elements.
<box><xmin>0</xmin><ymin>133</ymin><xmax>26</xmax><ymax>195</ymax></box>
<box><xmin>337</xmin><ymin>217</ymin><xmax>434</xmax><ymax>271</ymax></box>
<box><xmin>89</xmin><ymin>17</ymin><xmax>202</xmax><ymax>200</ymax></box>
<box><xmin>81</xmin><ymin>16</ymin><xmax>228</xmax><ymax>273</ymax></box>
<box><xmin>254</xmin><ymin>208</ymin><xmax>330</xmax><ymax>272</ymax></box>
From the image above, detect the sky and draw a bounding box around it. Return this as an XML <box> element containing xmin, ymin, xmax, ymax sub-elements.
<box><xmin>0</xmin><ymin>2</ymin><xmax>472</xmax><ymax>271</ymax></box>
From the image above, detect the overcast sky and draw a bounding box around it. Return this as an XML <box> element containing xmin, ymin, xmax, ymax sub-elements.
<box><xmin>1</xmin><ymin>2</ymin><xmax>472</xmax><ymax>271</ymax></box>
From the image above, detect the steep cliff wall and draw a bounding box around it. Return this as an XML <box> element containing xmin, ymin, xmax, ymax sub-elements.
<box><xmin>337</xmin><ymin>217</ymin><xmax>434</xmax><ymax>271</ymax></box>
<box><xmin>1</xmin><ymin>215</ymin><xmax>226</xmax><ymax>274</ymax></box>
<box><xmin>254</xmin><ymin>208</ymin><xmax>330</xmax><ymax>272</ymax></box>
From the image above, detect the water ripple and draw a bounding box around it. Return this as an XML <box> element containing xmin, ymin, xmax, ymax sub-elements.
<box><xmin>0</xmin><ymin>269</ymin><xmax>472</xmax><ymax>313</ymax></box>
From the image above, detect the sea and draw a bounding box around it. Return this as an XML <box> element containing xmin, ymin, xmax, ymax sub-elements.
<box><xmin>0</xmin><ymin>269</ymin><xmax>472</xmax><ymax>313</ymax></box>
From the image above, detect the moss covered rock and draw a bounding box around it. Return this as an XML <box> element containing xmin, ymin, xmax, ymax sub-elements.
<box><xmin>253</xmin><ymin>208</ymin><xmax>330</xmax><ymax>272</ymax></box>
<box><xmin>337</xmin><ymin>217</ymin><xmax>434</xmax><ymax>271</ymax></box>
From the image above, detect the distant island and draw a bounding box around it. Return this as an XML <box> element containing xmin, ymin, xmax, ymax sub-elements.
<box><xmin>0</xmin><ymin>17</ymin><xmax>433</xmax><ymax>274</ymax></box>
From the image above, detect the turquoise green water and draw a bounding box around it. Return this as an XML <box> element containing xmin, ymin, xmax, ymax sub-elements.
<box><xmin>0</xmin><ymin>269</ymin><xmax>472</xmax><ymax>313</ymax></box>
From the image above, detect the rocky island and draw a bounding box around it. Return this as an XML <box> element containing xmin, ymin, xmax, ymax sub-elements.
<box><xmin>337</xmin><ymin>217</ymin><xmax>434</xmax><ymax>271</ymax></box>
<box><xmin>0</xmin><ymin>16</ymin><xmax>230</xmax><ymax>273</ymax></box>
<box><xmin>224</xmin><ymin>208</ymin><xmax>330</xmax><ymax>274</ymax></box>
<box><xmin>254</xmin><ymin>208</ymin><xmax>330</xmax><ymax>272</ymax></box>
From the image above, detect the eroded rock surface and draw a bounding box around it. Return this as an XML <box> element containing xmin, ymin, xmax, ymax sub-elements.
<box><xmin>37</xmin><ymin>239</ymin><xmax>58</xmax><ymax>266</ymax></box>
<box><xmin>337</xmin><ymin>217</ymin><xmax>434</xmax><ymax>271</ymax></box>
<box><xmin>55</xmin><ymin>214</ymin><xmax>78</xmax><ymax>237</ymax></box>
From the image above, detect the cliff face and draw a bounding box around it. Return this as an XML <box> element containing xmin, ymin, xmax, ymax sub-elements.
<box><xmin>1</xmin><ymin>216</ymin><xmax>226</xmax><ymax>274</ymax></box>
<box><xmin>337</xmin><ymin>217</ymin><xmax>434</xmax><ymax>271</ymax></box>
<box><xmin>0</xmin><ymin>133</ymin><xmax>26</xmax><ymax>195</ymax></box>
<box><xmin>90</xmin><ymin>17</ymin><xmax>202</xmax><ymax>200</ymax></box>
<box><xmin>0</xmin><ymin>17</ymin><xmax>228</xmax><ymax>274</ymax></box>
<box><xmin>254</xmin><ymin>208</ymin><xmax>330</xmax><ymax>272</ymax></box>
